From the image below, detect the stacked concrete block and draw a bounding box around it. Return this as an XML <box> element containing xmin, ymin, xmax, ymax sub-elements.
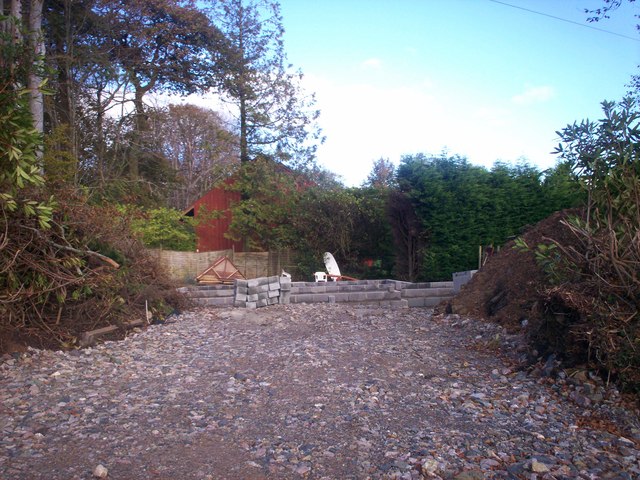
<box><xmin>231</xmin><ymin>275</ymin><xmax>292</xmax><ymax>309</ymax></box>
<box><xmin>453</xmin><ymin>270</ymin><xmax>477</xmax><ymax>293</ymax></box>
<box><xmin>279</xmin><ymin>276</ymin><xmax>291</xmax><ymax>304</ymax></box>
<box><xmin>234</xmin><ymin>279</ymin><xmax>250</xmax><ymax>308</ymax></box>
<box><xmin>179</xmin><ymin>284</ymin><xmax>236</xmax><ymax>306</ymax></box>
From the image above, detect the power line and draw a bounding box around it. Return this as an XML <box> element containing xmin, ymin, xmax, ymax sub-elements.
<box><xmin>488</xmin><ymin>0</ymin><xmax>640</xmax><ymax>42</ymax></box>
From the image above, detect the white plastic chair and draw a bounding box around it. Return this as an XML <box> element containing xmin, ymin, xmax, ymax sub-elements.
<box><xmin>314</xmin><ymin>271</ymin><xmax>327</xmax><ymax>282</ymax></box>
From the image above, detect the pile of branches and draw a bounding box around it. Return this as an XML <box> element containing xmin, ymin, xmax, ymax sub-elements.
<box><xmin>538</xmin><ymin>98</ymin><xmax>640</xmax><ymax>391</ymax></box>
<box><xmin>0</xmin><ymin>188</ymin><xmax>186</xmax><ymax>351</ymax></box>
<box><xmin>542</xmin><ymin>202</ymin><xmax>640</xmax><ymax>390</ymax></box>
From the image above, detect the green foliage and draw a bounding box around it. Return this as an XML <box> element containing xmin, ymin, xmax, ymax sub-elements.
<box><xmin>43</xmin><ymin>124</ymin><xmax>78</xmax><ymax>185</ymax></box>
<box><xmin>395</xmin><ymin>154</ymin><xmax>582</xmax><ymax>281</ymax></box>
<box><xmin>213</xmin><ymin>0</ymin><xmax>322</xmax><ymax>165</ymax></box>
<box><xmin>513</xmin><ymin>237</ymin><xmax>569</xmax><ymax>284</ymax></box>
<box><xmin>0</xmin><ymin>9</ymin><xmax>54</xmax><ymax>231</ymax></box>
<box><xmin>223</xmin><ymin>159</ymin><xmax>392</xmax><ymax>279</ymax></box>
<box><xmin>225</xmin><ymin>157</ymin><xmax>299</xmax><ymax>250</ymax></box>
<box><xmin>127</xmin><ymin>206</ymin><xmax>196</xmax><ymax>251</ymax></box>
<box><xmin>0</xmin><ymin>82</ymin><xmax>54</xmax><ymax>229</ymax></box>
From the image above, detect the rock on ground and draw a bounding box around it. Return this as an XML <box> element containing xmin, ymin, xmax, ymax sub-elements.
<box><xmin>0</xmin><ymin>304</ymin><xmax>638</xmax><ymax>479</ymax></box>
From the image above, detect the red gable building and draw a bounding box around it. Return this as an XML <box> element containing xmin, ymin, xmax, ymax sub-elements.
<box><xmin>184</xmin><ymin>180</ymin><xmax>244</xmax><ymax>252</ymax></box>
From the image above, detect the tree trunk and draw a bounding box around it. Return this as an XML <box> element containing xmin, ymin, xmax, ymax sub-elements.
<box><xmin>240</xmin><ymin>95</ymin><xmax>249</xmax><ymax>163</ymax></box>
<box><xmin>10</xmin><ymin>0</ymin><xmax>21</xmax><ymax>43</ymax></box>
<box><xmin>96</xmin><ymin>86</ymin><xmax>106</xmax><ymax>184</ymax></box>
<box><xmin>28</xmin><ymin>0</ymin><xmax>44</xmax><ymax>134</ymax></box>
<box><xmin>52</xmin><ymin>0</ymin><xmax>78</xmax><ymax>165</ymax></box>
<box><xmin>129</xmin><ymin>88</ymin><xmax>148</xmax><ymax>180</ymax></box>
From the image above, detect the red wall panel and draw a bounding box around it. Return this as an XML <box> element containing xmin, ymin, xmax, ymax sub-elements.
<box><xmin>193</xmin><ymin>186</ymin><xmax>243</xmax><ymax>252</ymax></box>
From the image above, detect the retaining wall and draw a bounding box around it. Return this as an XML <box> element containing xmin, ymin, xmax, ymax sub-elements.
<box><xmin>181</xmin><ymin>278</ymin><xmax>454</xmax><ymax>309</ymax></box>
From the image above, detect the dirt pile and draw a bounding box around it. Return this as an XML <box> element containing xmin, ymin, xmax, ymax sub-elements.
<box><xmin>446</xmin><ymin>209</ymin><xmax>582</xmax><ymax>352</ymax></box>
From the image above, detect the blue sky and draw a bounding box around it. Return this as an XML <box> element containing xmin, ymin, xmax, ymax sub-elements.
<box><xmin>277</xmin><ymin>0</ymin><xmax>640</xmax><ymax>185</ymax></box>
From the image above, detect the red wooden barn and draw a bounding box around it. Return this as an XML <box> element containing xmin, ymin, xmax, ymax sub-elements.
<box><xmin>184</xmin><ymin>180</ymin><xmax>244</xmax><ymax>252</ymax></box>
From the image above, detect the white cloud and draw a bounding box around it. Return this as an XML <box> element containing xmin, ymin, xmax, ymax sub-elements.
<box><xmin>512</xmin><ymin>85</ymin><xmax>556</xmax><ymax>106</ymax></box>
<box><xmin>301</xmin><ymin>73</ymin><xmax>559</xmax><ymax>185</ymax></box>
<box><xmin>361</xmin><ymin>58</ymin><xmax>383</xmax><ymax>69</ymax></box>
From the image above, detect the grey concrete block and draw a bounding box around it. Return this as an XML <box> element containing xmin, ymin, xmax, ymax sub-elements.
<box><xmin>365</xmin><ymin>292</ymin><xmax>386</xmax><ymax>301</ymax></box>
<box><xmin>246</xmin><ymin>301</ymin><xmax>257</xmax><ymax>309</ymax></box>
<box><xmin>258</xmin><ymin>292</ymin><xmax>269</xmax><ymax>301</ymax></box>
<box><xmin>234</xmin><ymin>299</ymin><xmax>247</xmax><ymax>308</ymax></box>
<box><xmin>247</xmin><ymin>278</ymin><xmax>261</xmax><ymax>288</ymax></box>
<box><xmin>334</xmin><ymin>293</ymin><xmax>350</xmax><ymax>302</ymax></box>
<box><xmin>348</xmin><ymin>292</ymin><xmax>368</xmax><ymax>302</ymax></box>
<box><xmin>407</xmin><ymin>297</ymin><xmax>426</xmax><ymax>307</ymax></box>
<box><xmin>257</xmin><ymin>299</ymin><xmax>268</xmax><ymax>308</ymax></box>
<box><xmin>268</xmin><ymin>289</ymin><xmax>280</xmax><ymax>298</ymax></box>
<box><xmin>402</xmin><ymin>288</ymin><xmax>452</xmax><ymax>298</ymax></box>
<box><xmin>389</xmin><ymin>299</ymin><xmax>409</xmax><ymax>309</ymax></box>
<box><xmin>247</xmin><ymin>293</ymin><xmax>259</xmax><ymax>302</ymax></box>
<box><xmin>248</xmin><ymin>284</ymin><xmax>269</xmax><ymax>295</ymax></box>
<box><xmin>453</xmin><ymin>270</ymin><xmax>477</xmax><ymax>293</ymax></box>
<box><xmin>424</xmin><ymin>297</ymin><xmax>447</xmax><ymax>307</ymax></box>
<box><xmin>269</xmin><ymin>281</ymin><xmax>280</xmax><ymax>291</ymax></box>
<box><xmin>279</xmin><ymin>292</ymin><xmax>290</xmax><ymax>304</ymax></box>
<box><xmin>202</xmin><ymin>297</ymin><xmax>234</xmax><ymax>306</ymax></box>
<box><xmin>401</xmin><ymin>289</ymin><xmax>429</xmax><ymax>298</ymax></box>
<box><xmin>235</xmin><ymin>286</ymin><xmax>248</xmax><ymax>295</ymax></box>
<box><xmin>328</xmin><ymin>295</ymin><xmax>336</xmax><ymax>303</ymax></box>
<box><xmin>428</xmin><ymin>281</ymin><xmax>454</xmax><ymax>288</ymax></box>
<box><xmin>383</xmin><ymin>291</ymin><xmax>402</xmax><ymax>300</ymax></box>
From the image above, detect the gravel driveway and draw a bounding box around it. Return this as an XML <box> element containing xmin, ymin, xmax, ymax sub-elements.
<box><xmin>1</xmin><ymin>304</ymin><xmax>638</xmax><ymax>479</ymax></box>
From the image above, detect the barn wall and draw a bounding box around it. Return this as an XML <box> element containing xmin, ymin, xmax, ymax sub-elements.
<box><xmin>193</xmin><ymin>186</ymin><xmax>244</xmax><ymax>252</ymax></box>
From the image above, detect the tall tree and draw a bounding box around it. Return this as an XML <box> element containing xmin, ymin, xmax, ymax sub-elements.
<box><xmin>211</xmin><ymin>0</ymin><xmax>321</xmax><ymax>165</ymax></box>
<box><xmin>154</xmin><ymin>103</ymin><xmax>239</xmax><ymax>209</ymax></box>
<box><xmin>90</xmin><ymin>0</ymin><xmax>227</xmax><ymax>180</ymax></box>
<box><xmin>396</xmin><ymin>154</ymin><xmax>581</xmax><ymax>280</ymax></box>
<box><xmin>364</xmin><ymin>157</ymin><xmax>396</xmax><ymax>189</ymax></box>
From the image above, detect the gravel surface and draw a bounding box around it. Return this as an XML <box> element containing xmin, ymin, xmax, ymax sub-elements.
<box><xmin>1</xmin><ymin>304</ymin><xmax>639</xmax><ymax>479</ymax></box>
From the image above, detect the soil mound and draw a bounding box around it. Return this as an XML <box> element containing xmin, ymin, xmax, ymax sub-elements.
<box><xmin>447</xmin><ymin>209</ymin><xmax>581</xmax><ymax>334</ymax></box>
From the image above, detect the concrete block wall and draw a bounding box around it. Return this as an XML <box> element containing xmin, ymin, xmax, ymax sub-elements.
<box><xmin>181</xmin><ymin>277</ymin><xmax>455</xmax><ymax>309</ymax></box>
<box><xmin>233</xmin><ymin>276</ymin><xmax>292</xmax><ymax>309</ymax></box>
<box><xmin>177</xmin><ymin>284</ymin><xmax>235</xmax><ymax>307</ymax></box>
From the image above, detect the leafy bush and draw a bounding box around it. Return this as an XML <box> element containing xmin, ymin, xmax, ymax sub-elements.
<box><xmin>536</xmin><ymin>98</ymin><xmax>640</xmax><ymax>391</ymax></box>
<box><xmin>128</xmin><ymin>206</ymin><xmax>196</xmax><ymax>251</ymax></box>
